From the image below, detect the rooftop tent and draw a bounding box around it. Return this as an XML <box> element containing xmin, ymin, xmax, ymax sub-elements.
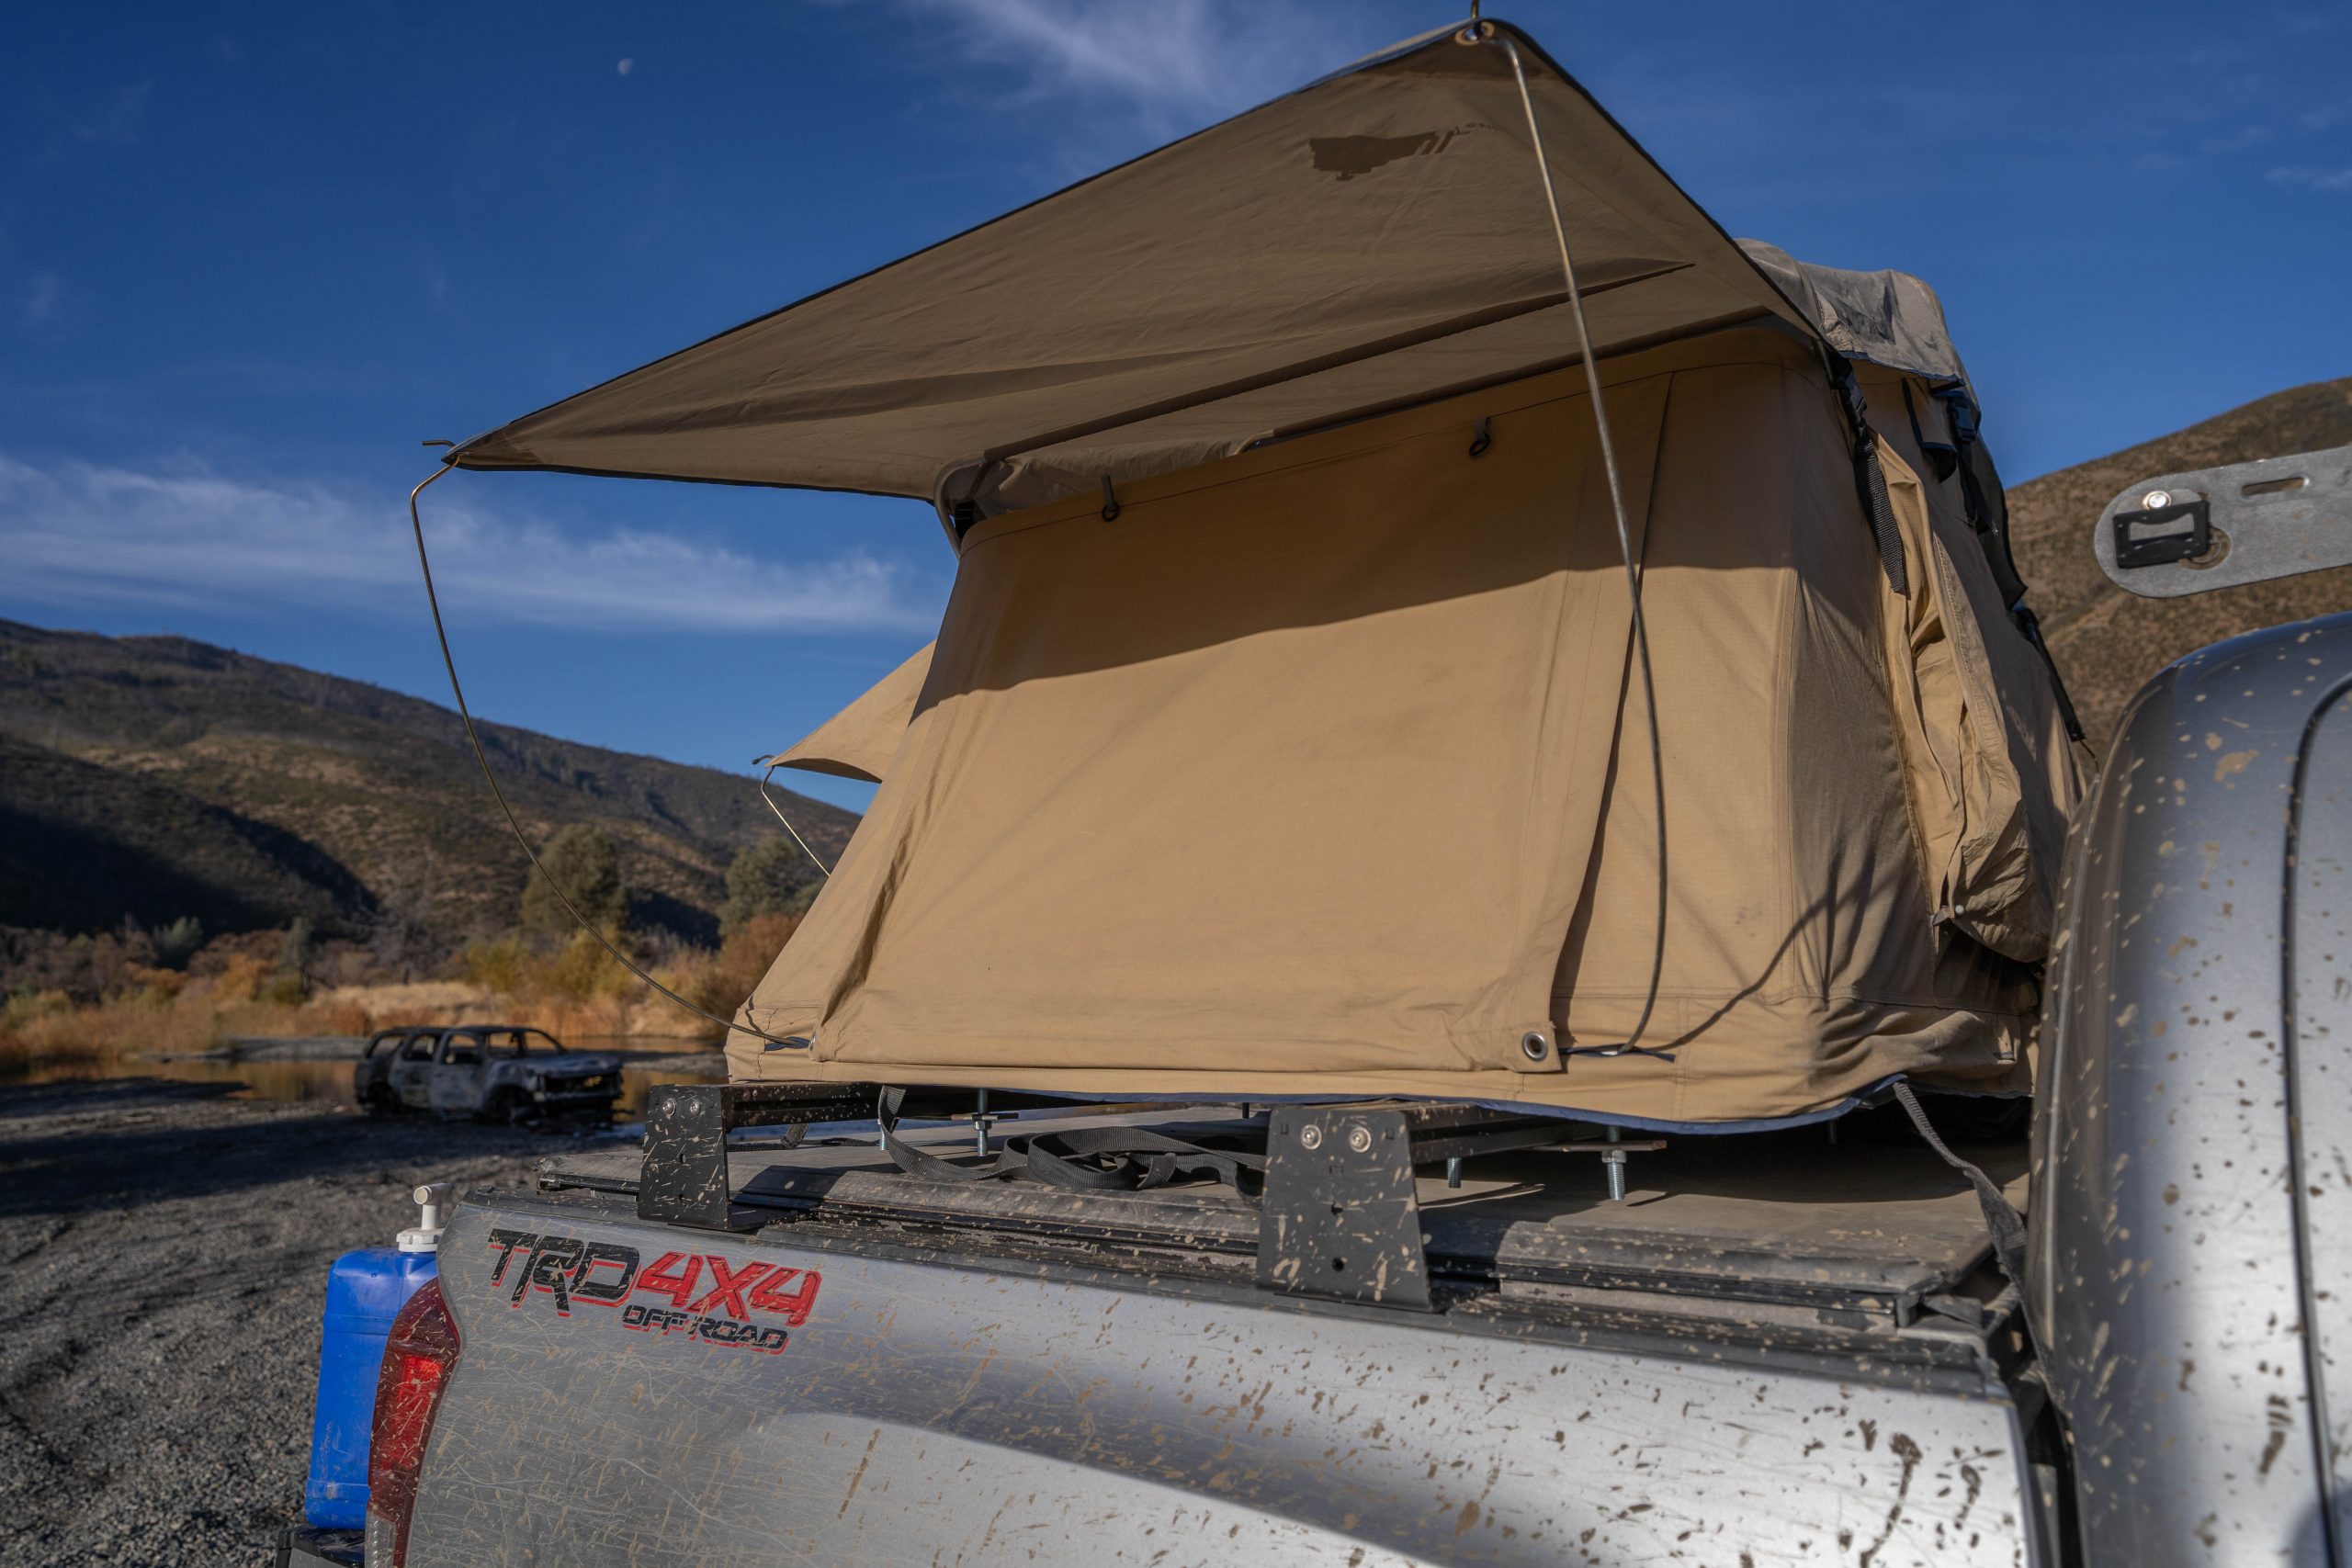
<box><xmin>453</xmin><ymin>18</ymin><xmax>2081</xmax><ymax>1122</ymax></box>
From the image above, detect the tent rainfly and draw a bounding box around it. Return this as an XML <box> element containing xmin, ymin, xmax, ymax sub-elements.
<box><xmin>447</xmin><ymin>17</ymin><xmax>2082</xmax><ymax>1126</ymax></box>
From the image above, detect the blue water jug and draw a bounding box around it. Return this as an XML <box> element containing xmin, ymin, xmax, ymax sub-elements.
<box><xmin>304</xmin><ymin>1184</ymin><xmax>448</xmax><ymax>1530</ymax></box>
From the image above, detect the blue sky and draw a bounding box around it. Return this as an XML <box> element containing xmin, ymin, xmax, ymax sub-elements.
<box><xmin>3</xmin><ymin>0</ymin><xmax>2346</xmax><ymax>812</ymax></box>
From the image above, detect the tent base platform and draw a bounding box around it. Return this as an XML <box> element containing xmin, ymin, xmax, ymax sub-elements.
<box><xmin>542</xmin><ymin>1090</ymin><xmax>2025</xmax><ymax>1339</ymax></box>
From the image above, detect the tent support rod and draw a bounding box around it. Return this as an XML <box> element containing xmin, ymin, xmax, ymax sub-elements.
<box><xmin>760</xmin><ymin>763</ymin><xmax>836</xmax><ymax>878</ymax></box>
<box><xmin>947</xmin><ymin>262</ymin><xmax>1691</xmax><ymax>529</ymax></box>
<box><xmin>1489</xmin><ymin>26</ymin><xmax>1668</xmax><ymax>1056</ymax></box>
<box><xmin>406</xmin><ymin>460</ymin><xmax>803</xmax><ymax>1047</ymax></box>
<box><xmin>1245</xmin><ymin>306</ymin><xmax>1775</xmax><ymax>455</ymax></box>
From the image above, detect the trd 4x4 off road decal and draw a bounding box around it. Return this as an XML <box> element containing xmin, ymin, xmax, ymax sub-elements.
<box><xmin>483</xmin><ymin>1231</ymin><xmax>820</xmax><ymax>1354</ymax></box>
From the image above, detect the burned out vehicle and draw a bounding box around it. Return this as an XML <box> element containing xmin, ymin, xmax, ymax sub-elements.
<box><xmin>353</xmin><ymin>1026</ymin><xmax>619</xmax><ymax>1124</ymax></box>
<box><xmin>278</xmin><ymin>16</ymin><xmax>2350</xmax><ymax>1568</ymax></box>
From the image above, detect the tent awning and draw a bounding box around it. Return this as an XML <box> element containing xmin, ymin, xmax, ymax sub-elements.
<box><xmin>452</xmin><ymin>19</ymin><xmax>1825</xmax><ymax>516</ymax></box>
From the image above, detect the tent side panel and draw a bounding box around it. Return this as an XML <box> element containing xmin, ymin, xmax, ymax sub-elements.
<box><xmin>1549</xmin><ymin>357</ymin><xmax>2033</xmax><ymax>1119</ymax></box>
<box><xmin>739</xmin><ymin>365</ymin><xmax>1672</xmax><ymax>1083</ymax></box>
<box><xmin>729</xmin><ymin>331</ymin><xmax>2035</xmax><ymax>1119</ymax></box>
<box><xmin>1860</xmin><ymin>365</ymin><xmax>2082</xmax><ymax>962</ymax></box>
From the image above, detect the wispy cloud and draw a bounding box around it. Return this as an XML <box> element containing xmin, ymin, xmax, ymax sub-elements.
<box><xmin>18</xmin><ymin>274</ymin><xmax>61</xmax><ymax>327</ymax></box>
<box><xmin>71</xmin><ymin>81</ymin><xmax>152</xmax><ymax>145</ymax></box>
<box><xmin>898</xmin><ymin>0</ymin><xmax>1340</xmax><ymax>130</ymax></box>
<box><xmin>2267</xmin><ymin>164</ymin><xmax>2352</xmax><ymax>192</ymax></box>
<box><xmin>0</xmin><ymin>455</ymin><xmax>944</xmax><ymax>635</ymax></box>
<box><xmin>2199</xmin><ymin>123</ymin><xmax>2271</xmax><ymax>155</ymax></box>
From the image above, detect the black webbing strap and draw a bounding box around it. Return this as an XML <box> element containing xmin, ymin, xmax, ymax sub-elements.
<box><xmin>1825</xmin><ymin>352</ymin><xmax>1909</xmax><ymax>596</ymax></box>
<box><xmin>2012</xmin><ymin>604</ymin><xmax>2088</xmax><ymax>744</ymax></box>
<box><xmin>1933</xmin><ymin>387</ymin><xmax>2089</xmax><ymax>745</ymax></box>
<box><xmin>1901</xmin><ymin>379</ymin><xmax>1960</xmax><ymax>484</ymax></box>
<box><xmin>1892</xmin><ymin>1083</ymin><xmax>2037</xmax><ymax>1340</ymax></box>
<box><xmin>876</xmin><ymin>1089</ymin><xmax>1266</xmax><ymax>1196</ymax></box>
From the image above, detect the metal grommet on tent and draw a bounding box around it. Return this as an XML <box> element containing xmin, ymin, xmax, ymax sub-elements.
<box><xmin>1468</xmin><ymin>417</ymin><xmax>1492</xmax><ymax>458</ymax></box>
<box><xmin>1521</xmin><ymin>1031</ymin><xmax>1551</xmax><ymax>1062</ymax></box>
<box><xmin>1100</xmin><ymin>475</ymin><xmax>1122</xmax><ymax>522</ymax></box>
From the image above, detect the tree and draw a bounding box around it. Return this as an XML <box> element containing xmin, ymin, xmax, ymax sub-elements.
<box><xmin>719</xmin><ymin>837</ymin><xmax>820</xmax><ymax>939</ymax></box>
<box><xmin>152</xmin><ymin>916</ymin><xmax>205</xmax><ymax>971</ymax></box>
<box><xmin>369</xmin><ymin>850</ymin><xmax>443</xmax><ymax>981</ymax></box>
<box><xmin>278</xmin><ymin>917</ymin><xmax>316</xmax><ymax>980</ymax></box>
<box><xmin>521</xmin><ymin>824</ymin><xmax>628</xmax><ymax>939</ymax></box>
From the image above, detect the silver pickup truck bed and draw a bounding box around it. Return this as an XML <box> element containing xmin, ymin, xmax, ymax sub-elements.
<box><xmin>398</xmin><ymin>1108</ymin><xmax>2051</xmax><ymax>1567</ymax></box>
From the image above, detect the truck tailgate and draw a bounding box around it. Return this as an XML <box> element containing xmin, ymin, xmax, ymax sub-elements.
<box><xmin>412</xmin><ymin>1182</ymin><xmax>2038</xmax><ymax>1566</ymax></box>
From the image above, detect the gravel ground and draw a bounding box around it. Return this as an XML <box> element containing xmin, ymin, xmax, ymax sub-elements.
<box><xmin>0</xmin><ymin>1077</ymin><xmax>574</xmax><ymax>1567</ymax></box>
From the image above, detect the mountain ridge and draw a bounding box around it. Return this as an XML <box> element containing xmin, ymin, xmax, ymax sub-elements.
<box><xmin>0</xmin><ymin>617</ymin><xmax>857</xmax><ymax>946</ymax></box>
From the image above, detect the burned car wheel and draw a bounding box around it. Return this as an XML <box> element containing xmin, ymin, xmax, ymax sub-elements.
<box><xmin>484</xmin><ymin>1087</ymin><xmax>533</xmax><ymax>1126</ymax></box>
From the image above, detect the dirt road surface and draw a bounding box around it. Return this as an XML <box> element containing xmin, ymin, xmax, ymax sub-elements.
<box><xmin>0</xmin><ymin>1077</ymin><xmax>568</xmax><ymax>1566</ymax></box>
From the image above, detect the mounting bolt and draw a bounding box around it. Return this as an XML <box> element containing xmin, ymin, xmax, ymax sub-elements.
<box><xmin>1299</xmin><ymin>1123</ymin><xmax>1324</xmax><ymax>1151</ymax></box>
<box><xmin>2142</xmin><ymin>489</ymin><xmax>2173</xmax><ymax>512</ymax></box>
<box><xmin>1346</xmin><ymin>1123</ymin><xmax>1373</xmax><ymax>1154</ymax></box>
<box><xmin>1603</xmin><ymin>1124</ymin><xmax>1628</xmax><ymax>1202</ymax></box>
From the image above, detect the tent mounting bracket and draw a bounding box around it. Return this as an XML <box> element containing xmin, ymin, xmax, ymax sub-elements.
<box><xmin>1257</xmin><ymin>1102</ymin><xmax>1578</xmax><ymax>1311</ymax></box>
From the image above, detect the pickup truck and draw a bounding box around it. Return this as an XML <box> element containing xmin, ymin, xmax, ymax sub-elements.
<box><xmin>353</xmin><ymin>1025</ymin><xmax>621</xmax><ymax>1124</ymax></box>
<box><xmin>276</xmin><ymin>445</ymin><xmax>2352</xmax><ymax>1567</ymax></box>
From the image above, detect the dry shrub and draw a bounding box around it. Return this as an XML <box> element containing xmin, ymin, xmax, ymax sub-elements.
<box><xmin>0</xmin><ymin>969</ymin><xmax>385</xmax><ymax>1079</ymax></box>
<box><xmin>458</xmin><ymin>938</ymin><xmax>529</xmax><ymax>997</ymax></box>
<box><xmin>126</xmin><ymin>965</ymin><xmax>188</xmax><ymax>1001</ymax></box>
<box><xmin>538</xmin><ymin>931</ymin><xmax>636</xmax><ymax>1005</ymax></box>
<box><xmin>3</xmin><ymin>914</ymin><xmax>763</xmax><ymax>1077</ymax></box>
<box><xmin>3</xmin><ymin>989</ymin><xmax>73</xmax><ymax>1030</ymax></box>
<box><xmin>685</xmin><ymin>911</ymin><xmax>800</xmax><ymax>1019</ymax></box>
<box><xmin>212</xmin><ymin>953</ymin><xmax>273</xmax><ymax>1005</ymax></box>
<box><xmin>0</xmin><ymin>986</ymin><xmax>229</xmax><ymax>1074</ymax></box>
<box><xmin>218</xmin><ymin>995</ymin><xmax>375</xmax><ymax>1040</ymax></box>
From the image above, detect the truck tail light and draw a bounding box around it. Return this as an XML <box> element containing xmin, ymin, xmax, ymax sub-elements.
<box><xmin>366</xmin><ymin>1276</ymin><xmax>459</xmax><ymax>1567</ymax></box>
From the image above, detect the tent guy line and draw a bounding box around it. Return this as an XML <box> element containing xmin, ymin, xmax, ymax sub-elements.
<box><xmin>1489</xmin><ymin>19</ymin><xmax>1668</xmax><ymax>1058</ymax></box>
<box><xmin>759</xmin><ymin>762</ymin><xmax>836</xmax><ymax>880</ymax></box>
<box><xmin>403</xmin><ymin>457</ymin><xmax>806</xmax><ymax>1046</ymax></box>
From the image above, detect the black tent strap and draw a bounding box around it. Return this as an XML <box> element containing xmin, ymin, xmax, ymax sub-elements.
<box><xmin>1824</xmin><ymin>351</ymin><xmax>1909</xmax><ymax>597</ymax></box>
<box><xmin>2011</xmin><ymin>604</ymin><xmax>2088</xmax><ymax>745</ymax></box>
<box><xmin>1901</xmin><ymin>379</ymin><xmax>1960</xmax><ymax>484</ymax></box>
<box><xmin>1926</xmin><ymin>384</ymin><xmax>2090</xmax><ymax>746</ymax></box>
<box><xmin>1889</xmin><ymin>1083</ymin><xmax>2036</xmax><ymax>1346</ymax></box>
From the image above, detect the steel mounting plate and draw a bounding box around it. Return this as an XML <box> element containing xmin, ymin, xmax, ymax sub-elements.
<box><xmin>2094</xmin><ymin>443</ymin><xmax>2352</xmax><ymax>597</ymax></box>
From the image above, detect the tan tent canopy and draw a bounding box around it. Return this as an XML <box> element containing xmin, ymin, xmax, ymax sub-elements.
<box><xmin>453</xmin><ymin>18</ymin><xmax>2082</xmax><ymax>1124</ymax></box>
<box><xmin>450</xmin><ymin>22</ymin><xmax>1822</xmax><ymax>518</ymax></box>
